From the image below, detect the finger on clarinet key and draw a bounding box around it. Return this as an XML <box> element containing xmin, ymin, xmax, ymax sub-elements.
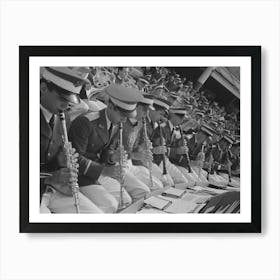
<box><xmin>69</xmin><ymin>177</ymin><xmax>78</xmax><ymax>183</ymax></box>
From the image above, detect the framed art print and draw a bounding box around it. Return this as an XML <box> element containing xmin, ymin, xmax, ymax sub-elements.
<box><xmin>19</xmin><ymin>46</ymin><xmax>261</xmax><ymax>233</ymax></box>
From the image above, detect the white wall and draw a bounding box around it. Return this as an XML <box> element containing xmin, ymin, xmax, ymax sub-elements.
<box><xmin>0</xmin><ymin>0</ymin><xmax>279</xmax><ymax>279</ymax></box>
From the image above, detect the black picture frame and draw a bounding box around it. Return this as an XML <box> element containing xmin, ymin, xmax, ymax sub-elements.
<box><xmin>20</xmin><ymin>46</ymin><xmax>261</xmax><ymax>233</ymax></box>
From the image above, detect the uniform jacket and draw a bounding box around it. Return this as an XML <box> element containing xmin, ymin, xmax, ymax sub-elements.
<box><xmin>119</xmin><ymin>118</ymin><xmax>146</xmax><ymax>166</ymax></box>
<box><xmin>113</xmin><ymin>118</ymin><xmax>188</xmax><ymax>168</ymax></box>
<box><xmin>109</xmin><ymin>118</ymin><xmax>173</xmax><ymax>167</ymax></box>
<box><xmin>121</xmin><ymin>118</ymin><xmax>143</xmax><ymax>155</ymax></box>
<box><xmin>68</xmin><ymin>109</ymin><xmax>115</xmax><ymax>186</ymax></box>
<box><xmin>187</xmin><ymin>129</ymin><xmax>211</xmax><ymax>160</ymax></box>
<box><xmin>140</xmin><ymin>119</ymin><xmax>178</xmax><ymax>166</ymax></box>
<box><xmin>104</xmin><ymin>118</ymin><xmax>144</xmax><ymax>167</ymax></box>
<box><xmin>151</xmin><ymin>120</ymin><xmax>181</xmax><ymax>165</ymax></box>
<box><xmin>40</xmin><ymin>109</ymin><xmax>69</xmax><ymax>198</ymax></box>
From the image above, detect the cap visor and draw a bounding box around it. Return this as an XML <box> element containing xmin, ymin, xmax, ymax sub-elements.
<box><xmin>59</xmin><ymin>93</ymin><xmax>80</xmax><ymax>105</ymax></box>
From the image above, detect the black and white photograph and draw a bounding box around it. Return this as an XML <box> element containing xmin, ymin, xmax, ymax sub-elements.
<box><xmin>20</xmin><ymin>46</ymin><xmax>260</xmax><ymax>232</ymax></box>
<box><xmin>39</xmin><ymin>66</ymin><xmax>241</xmax><ymax>215</ymax></box>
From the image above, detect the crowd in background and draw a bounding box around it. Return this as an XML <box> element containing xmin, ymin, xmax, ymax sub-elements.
<box><xmin>82</xmin><ymin>66</ymin><xmax>240</xmax><ymax>176</ymax></box>
<box><xmin>87</xmin><ymin>66</ymin><xmax>240</xmax><ymax>138</ymax></box>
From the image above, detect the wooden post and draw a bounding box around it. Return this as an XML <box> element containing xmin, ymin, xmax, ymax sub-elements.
<box><xmin>195</xmin><ymin>67</ymin><xmax>216</xmax><ymax>91</ymax></box>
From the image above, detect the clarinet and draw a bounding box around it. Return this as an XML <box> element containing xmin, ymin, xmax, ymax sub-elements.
<box><xmin>206</xmin><ymin>145</ymin><xmax>214</xmax><ymax>180</ymax></box>
<box><xmin>225</xmin><ymin>148</ymin><xmax>232</xmax><ymax>183</ymax></box>
<box><xmin>178</xmin><ymin>125</ymin><xmax>192</xmax><ymax>173</ymax></box>
<box><xmin>59</xmin><ymin>111</ymin><xmax>80</xmax><ymax>213</ymax></box>
<box><xmin>158</xmin><ymin>121</ymin><xmax>168</xmax><ymax>175</ymax></box>
<box><xmin>118</xmin><ymin>122</ymin><xmax>126</xmax><ymax>210</ymax></box>
<box><xmin>196</xmin><ymin>142</ymin><xmax>206</xmax><ymax>178</ymax></box>
<box><xmin>142</xmin><ymin>117</ymin><xmax>154</xmax><ymax>189</ymax></box>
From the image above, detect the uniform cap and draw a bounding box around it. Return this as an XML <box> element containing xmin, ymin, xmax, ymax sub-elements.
<box><xmin>223</xmin><ymin>135</ymin><xmax>235</xmax><ymax>144</ymax></box>
<box><xmin>153</xmin><ymin>97</ymin><xmax>172</xmax><ymax>110</ymax></box>
<box><xmin>41</xmin><ymin>67</ymin><xmax>90</xmax><ymax>104</ymax></box>
<box><xmin>195</xmin><ymin>111</ymin><xmax>205</xmax><ymax>118</ymax></box>
<box><xmin>232</xmin><ymin>139</ymin><xmax>240</xmax><ymax>146</ymax></box>
<box><xmin>83</xmin><ymin>99</ymin><xmax>107</xmax><ymax>111</ymax></box>
<box><xmin>69</xmin><ymin>67</ymin><xmax>92</xmax><ymax>80</ymax></box>
<box><xmin>201</xmin><ymin>124</ymin><xmax>216</xmax><ymax>136</ymax></box>
<box><xmin>154</xmin><ymin>84</ymin><xmax>169</xmax><ymax>92</ymax></box>
<box><xmin>210</xmin><ymin>121</ymin><xmax>218</xmax><ymax>127</ymax></box>
<box><xmin>105</xmin><ymin>84</ymin><xmax>143</xmax><ymax>117</ymax></box>
<box><xmin>223</xmin><ymin>129</ymin><xmax>231</xmax><ymax>135</ymax></box>
<box><xmin>138</xmin><ymin>77</ymin><xmax>150</xmax><ymax>85</ymax></box>
<box><xmin>169</xmin><ymin>92</ymin><xmax>179</xmax><ymax>100</ymax></box>
<box><xmin>169</xmin><ymin>106</ymin><xmax>187</xmax><ymax>116</ymax></box>
<box><xmin>139</xmin><ymin>94</ymin><xmax>155</xmax><ymax>110</ymax></box>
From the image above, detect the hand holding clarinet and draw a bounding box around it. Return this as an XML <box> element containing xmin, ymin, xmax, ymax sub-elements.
<box><xmin>58</xmin><ymin>111</ymin><xmax>80</xmax><ymax>213</ymax></box>
<box><xmin>142</xmin><ymin>117</ymin><xmax>154</xmax><ymax>189</ymax></box>
<box><xmin>196</xmin><ymin>142</ymin><xmax>206</xmax><ymax>178</ymax></box>
<box><xmin>43</xmin><ymin>112</ymin><xmax>80</xmax><ymax>212</ymax></box>
<box><xmin>178</xmin><ymin>125</ymin><xmax>192</xmax><ymax>173</ymax></box>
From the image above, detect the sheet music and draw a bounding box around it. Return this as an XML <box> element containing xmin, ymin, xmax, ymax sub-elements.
<box><xmin>159</xmin><ymin>193</ymin><xmax>210</xmax><ymax>204</ymax></box>
<box><xmin>191</xmin><ymin>185</ymin><xmax>228</xmax><ymax>195</ymax></box>
<box><xmin>165</xmin><ymin>200</ymin><xmax>198</xmax><ymax>213</ymax></box>
<box><xmin>162</xmin><ymin>187</ymin><xmax>186</xmax><ymax>198</ymax></box>
<box><xmin>158</xmin><ymin>195</ymin><xmax>177</xmax><ymax>202</ymax></box>
<box><xmin>181</xmin><ymin>193</ymin><xmax>212</xmax><ymax>204</ymax></box>
<box><xmin>144</xmin><ymin>196</ymin><xmax>171</xmax><ymax>210</ymax></box>
<box><xmin>202</xmin><ymin>186</ymin><xmax>228</xmax><ymax>194</ymax></box>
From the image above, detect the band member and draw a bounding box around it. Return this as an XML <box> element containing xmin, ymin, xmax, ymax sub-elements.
<box><xmin>162</xmin><ymin>107</ymin><xmax>189</xmax><ymax>160</ymax></box>
<box><xmin>113</xmin><ymin>67</ymin><xmax>137</xmax><ymax>88</ymax></box>
<box><xmin>119</xmin><ymin>94</ymin><xmax>164</xmax><ymax>191</ymax></box>
<box><xmin>114</xmin><ymin>67</ymin><xmax>130</xmax><ymax>84</ymax></box>
<box><xmin>69</xmin><ymin>84</ymin><xmax>151</xmax><ymax>202</ymax></box>
<box><xmin>230</xmin><ymin>139</ymin><xmax>240</xmax><ymax>176</ymax></box>
<box><xmin>145</xmin><ymin>97</ymin><xmax>190</xmax><ymax>186</ymax></box>
<box><xmin>40</xmin><ymin>67</ymin><xmax>118</xmax><ymax>213</ymax></box>
<box><xmin>136</xmin><ymin>77</ymin><xmax>150</xmax><ymax>92</ymax></box>
<box><xmin>137</xmin><ymin>96</ymin><xmax>173</xmax><ymax>186</ymax></box>
<box><xmin>187</xmin><ymin>124</ymin><xmax>217</xmax><ymax>187</ymax></box>
<box><xmin>161</xmin><ymin>106</ymin><xmax>197</xmax><ymax>187</ymax></box>
<box><xmin>188</xmin><ymin>123</ymin><xmax>214</xmax><ymax>160</ymax></box>
<box><xmin>207</xmin><ymin>134</ymin><xmax>235</xmax><ymax>186</ymax></box>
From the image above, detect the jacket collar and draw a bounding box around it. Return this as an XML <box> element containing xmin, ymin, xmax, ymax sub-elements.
<box><xmin>40</xmin><ymin>104</ymin><xmax>53</xmax><ymax>123</ymax></box>
<box><xmin>40</xmin><ymin>109</ymin><xmax>52</xmax><ymax>139</ymax></box>
<box><xmin>96</xmin><ymin>109</ymin><xmax>109</xmax><ymax>145</ymax></box>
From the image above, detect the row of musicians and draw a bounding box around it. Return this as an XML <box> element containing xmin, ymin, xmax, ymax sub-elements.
<box><xmin>40</xmin><ymin>67</ymin><xmax>238</xmax><ymax>213</ymax></box>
